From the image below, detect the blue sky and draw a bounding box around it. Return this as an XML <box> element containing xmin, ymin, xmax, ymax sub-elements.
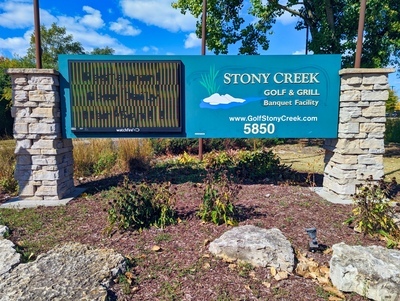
<box><xmin>0</xmin><ymin>0</ymin><xmax>399</xmax><ymax>92</ymax></box>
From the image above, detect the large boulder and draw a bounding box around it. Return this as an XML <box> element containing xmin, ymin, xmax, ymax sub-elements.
<box><xmin>330</xmin><ymin>242</ymin><xmax>400</xmax><ymax>301</ymax></box>
<box><xmin>0</xmin><ymin>232</ymin><xmax>21</xmax><ymax>276</ymax></box>
<box><xmin>209</xmin><ymin>225</ymin><xmax>294</xmax><ymax>272</ymax></box>
<box><xmin>0</xmin><ymin>242</ymin><xmax>126</xmax><ymax>301</ymax></box>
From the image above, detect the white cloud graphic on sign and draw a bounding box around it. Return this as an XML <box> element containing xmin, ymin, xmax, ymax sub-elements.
<box><xmin>203</xmin><ymin>93</ymin><xmax>246</xmax><ymax>105</ymax></box>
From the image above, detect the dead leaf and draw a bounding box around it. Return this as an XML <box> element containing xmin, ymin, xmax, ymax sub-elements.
<box><xmin>270</xmin><ymin>266</ymin><xmax>277</xmax><ymax>276</ymax></box>
<box><xmin>125</xmin><ymin>271</ymin><xmax>135</xmax><ymax>279</ymax></box>
<box><xmin>228</xmin><ymin>263</ymin><xmax>237</xmax><ymax>270</ymax></box>
<box><xmin>151</xmin><ymin>245</ymin><xmax>162</xmax><ymax>252</ymax></box>
<box><xmin>203</xmin><ymin>262</ymin><xmax>211</xmax><ymax>269</ymax></box>
<box><xmin>262</xmin><ymin>281</ymin><xmax>271</xmax><ymax>288</ymax></box>
<box><xmin>274</xmin><ymin>271</ymin><xmax>288</xmax><ymax>281</ymax></box>
<box><xmin>323</xmin><ymin>286</ymin><xmax>345</xmax><ymax>299</ymax></box>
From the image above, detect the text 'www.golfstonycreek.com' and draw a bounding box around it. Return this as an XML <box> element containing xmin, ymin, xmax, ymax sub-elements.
<box><xmin>228</xmin><ymin>115</ymin><xmax>318</xmax><ymax>135</ymax></box>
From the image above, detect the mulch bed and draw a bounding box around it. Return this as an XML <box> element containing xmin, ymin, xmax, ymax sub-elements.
<box><xmin>2</xmin><ymin>178</ymin><xmax>391</xmax><ymax>301</ymax></box>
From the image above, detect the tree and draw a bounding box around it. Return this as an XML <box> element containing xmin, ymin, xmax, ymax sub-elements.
<box><xmin>388</xmin><ymin>89</ymin><xmax>399</xmax><ymax>113</ymax></box>
<box><xmin>172</xmin><ymin>0</ymin><xmax>400</xmax><ymax>69</ymax></box>
<box><xmin>25</xmin><ymin>23</ymin><xmax>115</xmax><ymax>68</ymax></box>
<box><xmin>26</xmin><ymin>23</ymin><xmax>85</xmax><ymax>69</ymax></box>
<box><xmin>90</xmin><ymin>47</ymin><xmax>115</xmax><ymax>55</ymax></box>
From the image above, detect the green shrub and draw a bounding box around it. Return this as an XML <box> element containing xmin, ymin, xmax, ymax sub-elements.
<box><xmin>197</xmin><ymin>170</ymin><xmax>239</xmax><ymax>226</ymax></box>
<box><xmin>106</xmin><ymin>177</ymin><xmax>177</xmax><ymax>234</ymax></box>
<box><xmin>385</xmin><ymin>118</ymin><xmax>400</xmax><ymax>143</ymax></box>
<box><xmin>0</xmin><ymin>146</ymin><xmax>18</xmax><ymax>194</ymax></box>
<box><xmin>345</xmin><ymin>176</ymin><xmax>400</xmax><ymax>248</ymax></box>
<box><xmin>235</xmin><ymin>149</ymin><xmax>288</xmax><ymax>182</ymax></box>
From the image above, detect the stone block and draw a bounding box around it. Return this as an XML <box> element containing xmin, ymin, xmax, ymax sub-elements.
<box><xmin>356</xmin><ymin>165</ymin><xmax>384</xmax><ymax>180</ymax></box>
<box><xmin>32</xmin><ymin>170</ymin><xmax>59</xmax><ymax>181</ymax></box>
<box><xmin>339</xmin><ymin>107</ymin><xmax>362</xmax><ymax>123</ymax></box>
<box><xmin>340</xmin><ymin>90</ymin><xmax>360</xmax><ymax>102</ymax></box>
<box><xmin>30</xmin><ymin>108</ymin><xmax>58</xmax><ymax>118</ymax></box>
<box><xmin>28</xmin><ymin>90</ymin><xmax>57</xmax><ymax>102</ymax></box>
<box><xmin>373</xmin><ymin>84</ymin><xmax>389</xmax><ymax>90</ymax></box>
<box><xmin>325</xmin><ymin>152</ymin><xmax>358</xmax><ymax>165</ymax></box>
<box><xmin>362</xmin><ymin>106</ymin><xmax>385</xmax><ymax>118</ymax></box>
<box><xmin>13</xmin><ymin>77</ymin><xmax>28</xmax><ymax>85</ymax></box>
<box><xmin>28</xmin><ymin>76</ymin><xmax>59</xmax><ymax>86</ymax></box>
<box><xmin>359</xmin><ymin>123</ymin><xmax>385</xmax><ymax>134</ymax></box>
<box><xmin>362</xmin><ymin>74</ymin><xmax>388</xmax><ymax>85</ymax></box>
<box><xmin>324</xmin><ymin>164</ymin><xmax>356</xmax><ymax>179</ymax></box>
<box><xmin>341</xmin><ymin>75</ymin><xmax>362</xmax><ymax>85</ymax></box>
<box><xmin>18</xmin><ymin>183</ymin><xmax>36</xmax><ymax>196</ymax></box>
<box><xmin>358</xmin><ymin>154</ymin><xmax>383</xmax><ymax>165</ymax></box>
<box><xmin>31</xmin><ymin>139</ymin><xmax>57</xmax><ymax>149</ymax></box>
<box><xmin>35</xmin><ymin>185</ymin><xmax>58</xmax><ymax>197</ymax></box>
<box><xmin>12</xmin><ymin>101</ymin><xmax>38</xmax><ymax>108</ymax></box>
<box><xmin>16</xmin><ymin>155</ymin><xmax>32</xmax><ymax>165</ymax></box>
<box><xmin>338</xmin><ymin>122</ymin><xmax>359</xmax><ymax>134</ymax></box>
<box><xmin>323</xmin><ymin>176</ymin><xmax>357</xmax><ymax>195</ymax></box>
<box><xmin>29</xmin><ymin>123</ymin><xmax>58</xmax><ymax>135</ymax></box>
<box><xmin>13</xmin><ymin>108</ymin><xmax>31</xmax><ymax>118</ymax></box>
<box><xmin>361</xmin><ymin>90</ymin><xmax>389</xmax><ymax>101</ymax></box>
<box><xmin>13</xmin><ymin>123</ymin><xmax>29</xmax><ymax>134</ymax></box>
<box><xmin>360</xmin><ymin>138</ymin><xmax>384</xmax><ymax>150</ymax></box>
<box><xmin>330</xmin><ymin>243</ymin><xmax>400</xmax><ymax>301</ymax></box>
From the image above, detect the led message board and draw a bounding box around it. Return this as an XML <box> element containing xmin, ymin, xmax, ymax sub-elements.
<box><xmin>63</xmin><ymin>59</ymin><xmax>183</xmax><ymax>136</ymax></box>
<box><xmin>59</xmin><ymin>55</ymin><xmax>341</xmax><ymax>138</ymax></box>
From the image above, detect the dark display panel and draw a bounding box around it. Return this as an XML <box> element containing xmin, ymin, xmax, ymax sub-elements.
<box><xmin>69</xmin><ymin>60</ymin><xmax>183</xmax><ymax>133</ymax></box>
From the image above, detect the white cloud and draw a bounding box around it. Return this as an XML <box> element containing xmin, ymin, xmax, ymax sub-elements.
<box><xmin>292</xmin><ymin>49</ymin><xmax>305</xmax><ymax>55</ymax></box>
<box><xmin>80</xmin><ymin>6</ymin><xmax>104</xmax><ymax>29</ymax></box>
<box><xmin>0</xmin><ymin>30</ymin><xmax>32</xmax><ymax>57</ymax></box>
<box><xmin>141</xmin><ymin>46</ymin><xmax>159</xmax><ymax>54</ymax></box>
<box><xmin>110</xmin><ymin>18</ymin><xmax>141</xmax><ymax>36</ymax></box>
<box><xmin>0</xmin><ymin>1</ymin><xmax>33</xmax><ymax>29</ymax></box>
<box><xmin>120</xmin><ymin>0</ymin><xmax>196</xmax><ymax>32</ymax></box>
<box><xmin>184</xmin><ymin>33</ymin><xmax>201</xmax><ymax>49</ymax></box>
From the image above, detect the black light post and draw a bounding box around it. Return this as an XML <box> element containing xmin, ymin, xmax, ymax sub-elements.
<box><xmin>354</xmin><ymin>0</ymin><xmax>367</xmax><ymax>68</ymax></box>
<box><xmin>33</xmin><ymin>0</ymin><xmax>42</xmax><ymax>68</ymax></box>
<box><xmin>198</xmin><ymin>0</ymin><xmax>207</xmax><ymax>161</ymax></box>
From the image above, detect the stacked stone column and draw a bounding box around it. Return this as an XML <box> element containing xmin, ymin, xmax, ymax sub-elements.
<box><xmin>7</xmin><ymin>68</ymin><xmax>74</xmax><ymax>201</ymax></box>
<box><xmin>323</xmin><ymin>68</ymin><xmax>394</xmax><ymax>198</ymax></box>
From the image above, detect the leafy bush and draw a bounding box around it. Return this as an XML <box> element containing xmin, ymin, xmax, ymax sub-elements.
<box><xmin>235</xmin><ymin>149</ymin><xmax>289</xmax><ymax>182</ymax></box>
<box><xmin>345</xmin><ymin>176</ymin><xmax>400</xmax><ymax>248</ymax></box>
<box><xmin>197</xmin><ymin>170</ymin><xmax>239</xmax><ymax>226</ymax></box>
<box><xmin>385</xmin><ymin>118</ymin><xmax>400</xmax><ymax>143</ymax></box>
<box><xmin>106</xmin><ymin>177</ymin><xmax>177</xmax><ymax>234</ymax></box>
<box><xmin>0</xmin><ymin>146</ymin><xmax>18</xmax><ymax>194</ymax></box>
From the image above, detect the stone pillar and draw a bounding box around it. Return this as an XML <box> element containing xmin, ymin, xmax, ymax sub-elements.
<box><xmin>7</xmin><ymin>68</ymin><xmax>75</xmax><ymax>201</ymax></box>
<box><xmin>323</xmin><ymin>68</ymin><xmax>395</xmax><ymax>198</ymax></box>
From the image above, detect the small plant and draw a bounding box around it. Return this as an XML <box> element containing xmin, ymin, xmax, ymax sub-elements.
<box><xmin>199</xmin><ymin>65</ymin><xmax>220</xmax><ymax>95</ymax></box>
<box><xmin>345</xmin><ymin>176</ymin><xmax>400</xmax><ymax>248</ymax></box>
<box><xmin>197</xmin><ymin>169</ymin><xmax>239</xmax><ymax>226</ymax></box>
<box><xmin>106</xmin><ymin>177</ymin><xmax>177</xmax><ymax>234</ymax></box>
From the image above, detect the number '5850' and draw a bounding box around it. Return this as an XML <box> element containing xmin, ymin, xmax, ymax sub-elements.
<box><xmin>243</xmin><ymin>123</ymin><xmax>275</xmax><ymax>135</ymax></box>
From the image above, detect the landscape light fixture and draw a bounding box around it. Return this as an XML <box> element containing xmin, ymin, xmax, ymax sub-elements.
<box><xmin>305</xmin><ymin>227</ymin><xmax>327</xmax><ymax>252</ymax></box>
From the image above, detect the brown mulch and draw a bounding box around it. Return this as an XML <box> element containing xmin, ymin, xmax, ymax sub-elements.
<box><xmin>0</xmin><ymin>176</ymin><xmax>392</xmax><ymax>301</ymax></box>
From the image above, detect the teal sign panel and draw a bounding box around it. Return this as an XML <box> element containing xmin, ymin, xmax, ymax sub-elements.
<box><xmin>59</xmin><ymin>54</ymin><xmax>341</xmax><ymax>138</ymax></box>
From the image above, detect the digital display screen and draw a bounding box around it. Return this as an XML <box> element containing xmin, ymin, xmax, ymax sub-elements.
<box><xmin>68</xmin><ymin>60</ymin><xmax>183</xmax><ymax>134</ymax></box>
